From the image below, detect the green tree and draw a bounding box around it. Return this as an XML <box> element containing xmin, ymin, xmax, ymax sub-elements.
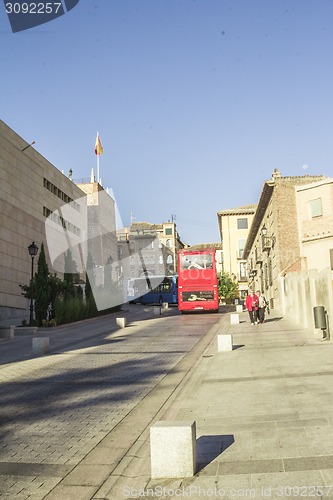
<box><xmin>34</xmin><ymin>243</ymin><xmax>50</xmax><ymax>325</ymax></box>
<box><xmin>48</xmin><ymin>273</ymin><xmax>65</xmax><ymax>319</ymax></box>
<box><xmin>64</xmin><ymin>249</ymin><xmax>76</xmax><ymax>299</ymax></box>
<box><xmin>218</xmin><ymin>271</ymin><xmax>239</xmax><ymax>302</ymax></box>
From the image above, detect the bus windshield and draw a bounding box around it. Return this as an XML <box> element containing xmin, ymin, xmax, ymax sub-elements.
<box><xmin>180</xmin><ymin>254</ymin><xmax>213</xmax><ymax>270</ymax></box>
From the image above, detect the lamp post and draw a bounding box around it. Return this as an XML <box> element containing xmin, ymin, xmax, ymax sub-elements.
<box><xmin>28</xmin><ymin>241</ymin><xmax>39</xmax><ymax>326</ymax></box>
<box><xmin>261</xmin><ymin>225</ymin><xmax>276</xmax><ymax>247</ymax></box>
<box><xmin>261</xmin><ymin>225</ymin><xmax>268</xmax><ymax>237</ymax></box>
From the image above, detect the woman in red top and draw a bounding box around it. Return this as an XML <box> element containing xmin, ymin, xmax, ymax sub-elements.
<box><xmin>245</xmin><ymin>291</ymin><xmax>259</xmax><ymax>325</ymax></box>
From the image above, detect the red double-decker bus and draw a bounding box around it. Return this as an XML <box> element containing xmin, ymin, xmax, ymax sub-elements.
<box><xmin>177</xmin><ymin>248</ymin><xmax>219</xmax><ymax>313</ymax></box>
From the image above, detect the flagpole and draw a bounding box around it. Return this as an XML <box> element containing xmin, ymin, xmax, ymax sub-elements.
<box><xmin>96</xmin><ymin>131</ymin><xmax>100</xmax><ymax>184</ymax></box>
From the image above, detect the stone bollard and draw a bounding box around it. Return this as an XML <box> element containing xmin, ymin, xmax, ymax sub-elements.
<box><xmin>230</xmin><ymin>313</ymin><xmax>239</xmax><ymax>325</ymax></box>
<box><xmin>154</xmin><ymin>307</ymin><xmax>161</xmax><ymax>316</ymax></box>
<box><xmin>236</xmin><ymin>304</ymin><xmax>243</xmax><ymax>313</ymax></box>
<box><xmin>150</xmin><ymin>421</ymin><xmax>197</xmax><ymax>478</ymax></box>
<box><xmin>162</xmin><ymin>302</ymin><xmax>169</xmax><ymax>309</ymax></box>
<box><xmin>0</xmin><ymin>325</ymin><xmax>15</xmax><ymax>339</ymax></box>
<box><xmin>116</xmin><ymin>317</ymin><xmax>126</xmax><ymax>328</ymax></box>
<box><xmin>32</xmin><ymin>337</ymin><xmax>50</xmax><ymax>356</ymax></box>
<box><xmin>217</xmin><ymin>334</ymin><xmax>233</xmax><ymax>352</ymax></box>
<box><xmin>16</xmin><ymin>327</ymin><xmax>38</xmax><ymax>336</ymax></box>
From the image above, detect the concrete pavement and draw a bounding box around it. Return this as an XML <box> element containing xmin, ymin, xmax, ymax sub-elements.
<box><xmin>0</xmin><ymin>305</ymin><xmax>223</xmax><ymax>499</ymax></box>
<box><xmin>97</xmin><ymin>310</ymin><xmax>333</xmax><ymax>499</ymax></box>
<box><xmin>1</xmin><ymin>307</ymin><xmax>333</xmax><ymax>499</ymax></box>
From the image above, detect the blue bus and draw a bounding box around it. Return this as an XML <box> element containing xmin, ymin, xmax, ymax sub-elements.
<box><xmin>128</xmin><ymin>275</ymin><xmax>178</xmax><ymax>305</ymax></box>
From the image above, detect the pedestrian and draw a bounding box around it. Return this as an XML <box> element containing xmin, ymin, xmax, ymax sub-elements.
<box><xmin>257</xmin><ymin>290</ymin><xmax>268</xmax><ymax>324</ymax></box>
<box><xmin>245</xmin><ymin>290</ymin><xmax>259</xmax><ymax>325</ymax></box>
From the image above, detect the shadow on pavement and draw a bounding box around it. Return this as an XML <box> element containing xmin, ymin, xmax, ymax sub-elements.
<box><xmin>196</xmin><ymin>434</ymin><xmax>235</xmax><ymax>472</ymax></box>
<box><xmin>232</xmin><ymin>344</ymin><xmax>245</xmax><ymax>350</ymax></box>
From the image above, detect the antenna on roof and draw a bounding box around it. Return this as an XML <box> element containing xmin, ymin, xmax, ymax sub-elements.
<box><xmin>130</xmin><ymin>211</ymin><xmax>136</xmax><ymax>225</ymax></box>
<box><xmin>21</xmin><ymin>140</ymin><xmax>36</xmax><ymax>152</ymax></box>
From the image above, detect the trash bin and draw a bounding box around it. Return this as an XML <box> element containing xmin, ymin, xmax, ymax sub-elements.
<box><xmin>313</xmin><ymin>306</ymin><xmax>326</xmax><ymax>330</ymax></box>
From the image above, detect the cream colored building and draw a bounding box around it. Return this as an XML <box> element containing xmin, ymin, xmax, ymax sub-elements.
<box><xmin>0</xmin><ymin>120</ymin><xmax>117</xmax><ymax>322</ymax></box>
<box><xmin>295</xmin><ymin>178</ymin><xmax>333</xmax><ymax>272</ymax></box>
<box><xmin>217</xmin><ymin>205</ymin><xmax>257</xmax><ymax>299</ymax></box>
<box><xmin>243</xmin><ymin>170</ymin><xmax>327</xmax><ymax>311</ymax></box>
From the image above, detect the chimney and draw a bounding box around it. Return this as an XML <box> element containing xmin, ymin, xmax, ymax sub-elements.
<box><xmin>272</xmin><ymin>168</ymin><xmax>281</xmax><ymax>180</ymax></box>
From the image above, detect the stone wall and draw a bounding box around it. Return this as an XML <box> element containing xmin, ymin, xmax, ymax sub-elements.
<box><xmin>279</xmin><ymin>267</ymin><xmax>333</xmax><ymax>338</ymax></box>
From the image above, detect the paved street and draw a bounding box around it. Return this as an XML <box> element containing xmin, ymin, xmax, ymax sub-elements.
<box><xmin>1</xmin><ymin>307</ymin><xmax>333</xmax><ymax>500</ymax></box>
<box><xmin>0</xmin><ymin>305</ymin><xmax>224</xmax><ymax>499</ymax></box>
<box><xmin>100</xmin><ymin>310</ymin><xmax>333</xmax><ymax>500</ymax></box>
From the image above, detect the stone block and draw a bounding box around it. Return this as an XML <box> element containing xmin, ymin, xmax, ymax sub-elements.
<box><xmin>217</xmin><ymin>334</ymin><xmax>233</xmax><ymax>352</ymax></box>
<box><xmin>154</xmin><ymin>307</ymin><xmax>161</xmax><ymax>316</ymax></box>
<box><xmin>162</xmin><ymin>302</ymin><xmax>169</xmax><ymax>309</ymax></box>
<box><xmin>236</xmin><ymin>304</ymin><xmax>243</xmax><ymax>313</ymax></box>
<box><xmin>0</xmin><ymin>325</ymin><xmax>15</xmax><ymax>339</ymax></box>
<box><xmin>150</xmin><ymin>421</ymin><xmax>196</xmax><ymax>478</ymax></box>
<box><xmin>32</xmin><ymin>337</ymin><xmax>50</xmax><ymax>355</ymax></box>
<box><xmin>230</xmin><ymin>313</ymin><xmax>239</xmax><ymax>324</ymax></box>
<box><xmin>15</xmin><ymin>326</ymin><xmax>38</xmax><ymax>336</ymax></box>
<box><xmin>116</xmin><ymin>317</ymin><xmax>126</xmax><ymax>328</ymax></box>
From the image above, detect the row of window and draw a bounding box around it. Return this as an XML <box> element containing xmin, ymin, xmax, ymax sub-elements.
<box><xmin>44</xmin><ymin>178</ymin><xmax>80</xmax><ymax>212</ymax></box>
<box><xmin>128</xmin><ymin>239</ymin><xmax>173</xmax><ymax>250</ymax></box>
<box><xmin>43</xmin><ymin>207</ymin><xmax>81</xmax><ymax>236</ymax></box>
<box><xmin>237</xmin><ymin>199</ymin><xmax>324</xmax><ymax>228</ymax></box>
<box><xmin>128</xmin><ymin>255</ymin><xmax>174</xmax><ymax>265</ymax></box>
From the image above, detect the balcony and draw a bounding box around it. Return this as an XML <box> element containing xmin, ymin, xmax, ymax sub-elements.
<box><xmin>238</xmin><ymin>275</ymin><xmax>248</xmax><ymax>282</ymax></box>
<box><xmin>256</xmin><ymin>253</ymin><xmax>263</xmax><ymax>264</ymax></box>
<box><xmin>249</xmin><ymin>269</ymin><xmax>257</xmax><ymax>278</ymax></box>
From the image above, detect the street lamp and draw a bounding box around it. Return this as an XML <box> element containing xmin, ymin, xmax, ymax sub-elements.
<box><xmin>261</xmin><ymin>225</ymin><xmax>268</xmax><ymax>237</ymax></box>
<box><xmin>261</xmin><ymin>225</ymin><xmax>276</xmax><ymax>246</ymax></box>
<box><xmin>28</xmin><ymin>241</ymin><xmax>39</xmax><ymax>326</ymax></box>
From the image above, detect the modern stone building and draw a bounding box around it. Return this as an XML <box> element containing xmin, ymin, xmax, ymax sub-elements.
<box><xmin>0</xmin><ymin>120</ymin><xmax>117</xmax><ymax>322</ymax></box>
<box><xmin>76</xmin><ymin>179</ymin><xmax>118</xmax><ymax>287</ymax></box>
<box><xmin>217</xmin><ymin>205</ymin><xmax>257</xmax><ymax>299</ymax></box>
<box><xmin>242</xmin><ymin>169</ymin><xmax>327</xmax><ymax>310</ymax></box>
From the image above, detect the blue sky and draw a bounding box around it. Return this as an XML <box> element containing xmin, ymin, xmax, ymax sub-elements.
<box><xmin>1</xmin><ymin>0</ymin><xmax>333</xmax><ymax>245</ymax></box>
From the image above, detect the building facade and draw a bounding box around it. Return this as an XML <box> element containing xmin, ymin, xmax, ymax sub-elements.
<box><xmin>116</xmin><ymin>222</ymin><xmax>185</xmax><ymax>295</ymax></box>
<box><xmin>217</xmin><ymin>205</ymin><xmax>257</xmax><ymax>299</ymax></box>
<box><xmin>0</xmin><ymin>120</ymin><xmax>117</xmax><ymax>322</ymax></box>
<box><xmin>242</xmin><ymin>170</ymin><xmax>327</xmax><ymax>311</ymax></box>
<box><xmin>295</xmin><ymin>178</ymin><xmax>333</xmax><ymax>272</ymax></box>
<box><xmin>76</xmin><ymin>180</ymin><xmax>118</xmax><ymax>287</ymax></box>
